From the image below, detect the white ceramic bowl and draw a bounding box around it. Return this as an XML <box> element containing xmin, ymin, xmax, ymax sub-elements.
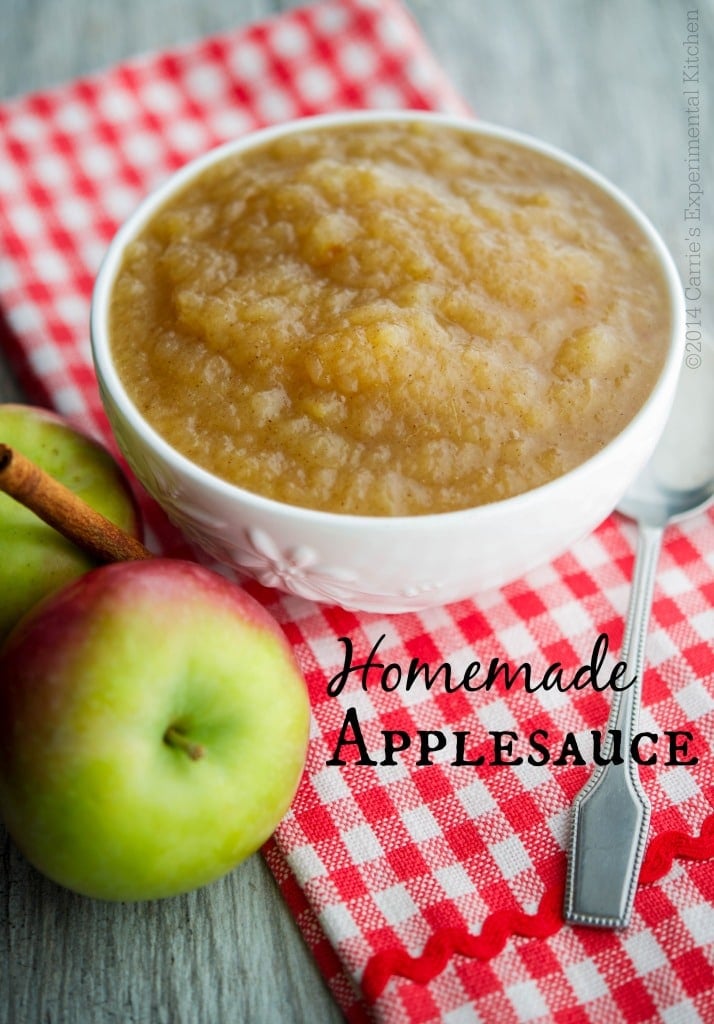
<box><xmin>91</xmin><ymin>111</ymin><xmax>685</xmax><ymax>613</ymax></box>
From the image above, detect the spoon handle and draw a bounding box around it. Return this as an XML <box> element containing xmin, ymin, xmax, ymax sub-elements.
<box><xmin>563</xmin><ymin>523</ymin><xmax>663</xmax><ymax>928</ymax></box>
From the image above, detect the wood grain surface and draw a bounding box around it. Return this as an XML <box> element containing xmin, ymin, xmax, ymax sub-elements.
<box><xmin>0</xmin><ymin>2</ymin><xmax>711</xmax><ymax>1022</ymax></box>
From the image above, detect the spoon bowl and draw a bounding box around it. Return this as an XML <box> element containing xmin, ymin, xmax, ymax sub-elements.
<box><xmin>618</xmin><ymin>476</ymin><xmax>714</xmax><ymax>528</ymax></box>
<box><xmin>619</xmin><ymin>352</ymin><xmax>714</xmax><ymax>526</ymax></box>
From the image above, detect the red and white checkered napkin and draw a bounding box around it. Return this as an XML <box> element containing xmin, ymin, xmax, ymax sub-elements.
<box><xmin>1</xmin><ymin>1</ymin><xmax>713</xmax><ymax>1020</ymax></box>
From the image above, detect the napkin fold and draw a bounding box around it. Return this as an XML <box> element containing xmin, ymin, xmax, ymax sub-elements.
<box><xmin>1</xmin><ymin>2</ymin><xmax>713</xmax><ymax>1021</ymax></box>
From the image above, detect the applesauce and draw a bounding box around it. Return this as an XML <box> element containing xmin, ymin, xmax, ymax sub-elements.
<box><xmin>109</xmin><ymin>119</ymin><xmax>671</xmax><ymax>516</ymax></box>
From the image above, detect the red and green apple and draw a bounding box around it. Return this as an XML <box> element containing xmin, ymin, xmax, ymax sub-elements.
<box><xmin>0</xmin><ymin>558</ymin><xmax>311</xmax><ymax>901</ymax></box>
<box><xmin>0</xmin><ymin>403</ymin><xmax>141</xmax><ymax>643</ymax></box>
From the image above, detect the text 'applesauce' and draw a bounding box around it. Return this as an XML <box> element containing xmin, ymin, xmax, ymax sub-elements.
<box><xmin>109</xmin><ymin>120</ymin><xmax>671</xmax><ymax>516</ymax></box>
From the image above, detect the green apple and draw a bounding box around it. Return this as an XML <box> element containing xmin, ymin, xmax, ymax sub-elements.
<box><xmin>0</xmin><ymin>403</ymin><xmax>141</xmax><ymax>644</ymax></box>
<box><xmin>0</xmin><ymin>558</ymin><xmax>311</xmax><ymax>901</ymax></box>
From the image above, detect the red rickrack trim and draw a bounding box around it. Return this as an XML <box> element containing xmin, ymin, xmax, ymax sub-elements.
<box><xmin>362</xmin><ymin>812</ymin><xmax>714</xmax><ymax>1002</ymax></box>
<box><xmin>362</xmin><ymin>884</ymin><xmax>563</xmax><ymax>1001</ymax></box>
<box><xmin>639</xmin><ymin>813</ymin><xmax>714</xmax><ymax>885</ymax></box>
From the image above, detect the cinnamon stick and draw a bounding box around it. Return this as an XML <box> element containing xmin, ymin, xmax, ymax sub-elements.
<box><xmin>0</xmin><ymin>443</ymin><xmax>153</xmax><ymax>564</ymax></box>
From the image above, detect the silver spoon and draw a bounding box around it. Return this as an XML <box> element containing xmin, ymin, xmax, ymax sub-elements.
<box><xmin>564</xmin><ymin>349</ymin><xmax>714</xmax><ymax>929</ymax></box>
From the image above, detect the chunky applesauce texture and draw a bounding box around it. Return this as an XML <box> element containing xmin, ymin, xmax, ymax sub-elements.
<box><xmin>110</xmin><ymin>120</ymin><xmax>671</xmax><ymax>516</ymax></box>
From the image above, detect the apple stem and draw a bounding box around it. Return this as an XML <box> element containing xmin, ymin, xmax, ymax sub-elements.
<box><xmin>164</xmin><ymin>725</ymin><xmax>205</xmax><ymax>761</ymax></box>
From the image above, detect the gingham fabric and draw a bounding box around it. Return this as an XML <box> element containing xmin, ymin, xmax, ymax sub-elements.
<box><xmin>1</xmin><ymin>2</ymin><xmax>713</xmax><ymax>1022</ymax></box>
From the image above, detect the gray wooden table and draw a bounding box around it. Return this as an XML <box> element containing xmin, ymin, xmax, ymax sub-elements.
<box><xmin>1</xmin><ymin>2</ymin><xmax>711</xmax><ymax>1022</ymax></box>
